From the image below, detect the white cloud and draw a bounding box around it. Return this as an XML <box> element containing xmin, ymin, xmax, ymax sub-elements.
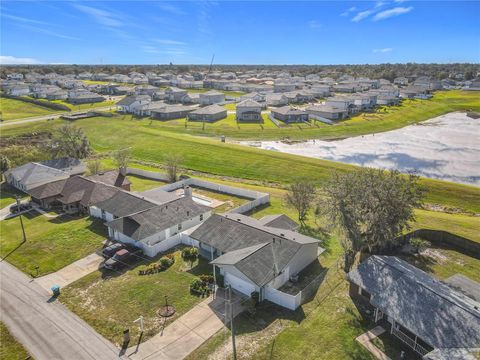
<box><xmin>373</xmin><ymin>6</ymin><xmax>413</xmax><ymax>21</ymax></box>
<box><xmin>156</xmin><ymin>3</ymin><xmax>187</xmax><ymax>16</ymax></box>
<box><xmin>341</xmin><ymin>6</ymin><xmax>357</xmax><ymax>16</ymax></box>
<box><xmin>155</xmin><ymin>39</ymin><xmax>187</xmax><ymax>45</ymax></box>
<box><xmin>15</xmin><ymin>24</ymin><xmax>79</xmax><ymax>40</ymax></box>
<box><xmin>2</xmin><ymin>13</ymin><xmax>50</xmax><ymax>26</ymax></box>
<box><xmin>0</xmin><ymin>55</ymin><xmax>41</xmax><ymax>64</ymax></box>
<box><xmin>73</xmin><ymin>4</ymin><xmax>122</xmax><ymax>27</ymax></box>
<box><xmin>308</xmin><ymin>20</ymin><xmax>322</xmax><ymax>29</ymax></box>
<box><xmin>373</xmin><ymin>48</ymin><xmax>393</xmax><ymax>53</ymax></box>
<box><xmin>352</xmin><ymin>10</ymin><xmax>374</xmax><ymax>22</ymax></box>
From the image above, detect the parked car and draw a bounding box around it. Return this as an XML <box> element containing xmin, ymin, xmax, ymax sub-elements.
<box><xmin>103</xmin><ymin>247</ymin><xmax>143</xmax><ymax>270</ymax></box>
<box><xmin>101</xmin><ymin>243</ymin><xmax>125</xmax><ymax>258</ymax></box>
<box><xmin>10</xmin><ymin>203</ymin><xmax>32</xmax><ymax>214</ymax></box>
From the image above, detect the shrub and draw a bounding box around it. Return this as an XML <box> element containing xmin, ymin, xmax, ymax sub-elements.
<box><xmin>199</xmin><ymin>274</ymin><xmax>214</xmax><ymax>284</ymax></box>
<box><xmin>190</xmin><ymin>278</ymin><xmax>209</xmax><ymax>296</ymax></box>
<box><xmin>409</xmin><ymin>237</ymin><xmax>431</xmax><ymax>254</ymax></box>
<box><xmin>159</xmin><ymin>256</ymin><xmax>174</xmax><ymax>269</ymax></box>
<box><xmin>182</xmin><ymin>247</ymin><xmax>199</xmax><ymax>266</ymax></box>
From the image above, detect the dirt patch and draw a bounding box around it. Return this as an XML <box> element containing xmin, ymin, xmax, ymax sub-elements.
<box><xmin>420</xmin><ymin>248</ymin><xmax>448</xmax><ymax>263</ymax></box>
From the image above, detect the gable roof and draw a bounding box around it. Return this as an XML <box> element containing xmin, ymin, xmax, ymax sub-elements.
<box><xmin>189</xmin><ymin>104</ymin><xmax>226</xmax><ymax>115</ymax></box>
<box><xmin>106</xmin><ymin>197</ymin><xmax>210</xmax><ymax>242</ymax></box>
<box><xmin>237</xmin><ymin>99</ymin><xmax>262</xmax><ymax>108</ymax></box>
<box><xmin>191</xmin><ymin>213</ymin><xmax>320</xmax><ymax>286</ymax></box>
<box><xmin>56</xmin><ymin>176</ymin><xmax>119</xmax><ymax>206</ymax></box>
<box><xmin>93</xmin><ymin>190</ymin><xmax>156</xmax><ymax>218</ymax></box>
<box><xmin>88</xmin><ymin>169</ymin><xmax>131</xmax><ymax>188</ymax></box>
<box><xmin>348</xmin><ymin>256</ymin><xmax>480</xmax><ymax>350</ymax></box>
<box><xmin>6</xmin><ymin>162</ymin><xmax>69</xmax><ymax>187</ymax></box>
<box><xmin>258</xmin><ymin>214</ymin><xmax>299</xmax><ymax>231</ymax></box>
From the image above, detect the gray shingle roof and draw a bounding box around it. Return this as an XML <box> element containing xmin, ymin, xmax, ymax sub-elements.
<box><xmin>88</xmin><ymin>170</ymin><xmax>130</xmax><ymax>188</ymax></box>
<box><xmin>191</xmin><ymin>213</ymin><xmax>320</xmax><ymax>286</ymax></box>
<box><xmin>348</xmin><ymin>256</ymin><xmax>480</xmax><ymax>350</ymax></box>
<box><xmin>189</xmin><ymin>104</ymin><xmax>226</xmax><ymax>115</ymax></box>
<box><xmin>106</xmin><ymin>197</ymin><xmax>210</xmax><ymax>242</ymax></box>
<box><xmin>56</xmin><ymin>176</ymin><xmax>120</xmax><ymax>206</ymax></box>
<box><xmin>258</xmin><ymin>214</ymin><xmax>299</xmax><ymax>231</ymax></box>
<box><xmin>6</xmin><ymin>162</ymin><xmax>69</xmax><ymax>187</ymax></box>
<box><xmin>94</xmin><ymin>191</ymin><xmax>156</xmax><ymax>218</ymax></box>
<box><xmin>135</xmin><ymin>188</ymin><xmax>180</xmax><ymax>205</ymax></box>
<box><xmin>237</xmin><ymin>99</ymin><xmax>262</xmax><ymax>108</ymax></box>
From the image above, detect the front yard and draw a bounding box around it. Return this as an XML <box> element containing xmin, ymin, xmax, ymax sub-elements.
<box><xmin>0</xmin><ymin>322</ymin><xmax>31</xmax><ymax>360</ymax></box>
<box><xmin>61</xmin><ymin>247</ymin><xmax>212</xmax><ymax>346</ymax></box>
<box><xmin>0</xmin><ymin>213</ymin><xmax>107</xmax><ymax>276</ymax></box>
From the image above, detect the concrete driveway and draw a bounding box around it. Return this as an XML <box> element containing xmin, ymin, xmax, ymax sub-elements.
<box><xmin>34</xmin><ymin>252</ymin><xmax>104</xmax><ymax>292</ymax></box>
<box><xmin>127</xmin><ymin>288</ymin><xmax>246</xmax><ymax>360</ymax></box>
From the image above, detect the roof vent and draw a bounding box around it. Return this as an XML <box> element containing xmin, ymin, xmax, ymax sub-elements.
<box><xmin>237</xmin><ymin>218</ymin><xmax>241</xmax><ymax>222</ymax></box>
<box><xmin>280</xmin><ymin>233</ymin><xmax>284</xmax><ymax>237</ymax></box>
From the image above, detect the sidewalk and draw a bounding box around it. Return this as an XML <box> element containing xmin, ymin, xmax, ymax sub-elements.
<box><xmin>34</xmin><ymin>253</ymin><xmax>104</xmax><ymax>292</ymax></box>
<box><xmin>356</xmin><ymin>326</ymin><xmax>391</xmax><ymax>360</ymax></box>
<box><xmin>127</xmin><ymin>288</ymin><xmax>245</xmax><ymax>360</ymax></box>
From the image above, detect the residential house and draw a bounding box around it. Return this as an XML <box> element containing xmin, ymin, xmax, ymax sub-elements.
<box><xmin>199</xmin><ymin>90</ymin><xmax>225</xmax><ymax>105</ymax></box>
<box><xmin>236</xmin><ymin>99</ymin><xmax>263</xmax><ymax>123</ymax></box>
<box><xmin>274</xmin><ymin>83</ymin><xmax>296</xmax><ymax>93</ymax></box>
<box><xmin>150</xmin><ymin>105</ymin><xmax>195</xmax><ymax>120</ymax></box>
<box><xmin>181</xmin><ymin>93</ymin><xmax>200</xmax><ymax>104</ymax></box>
<box><xmin>348</xmin><ymin>256</ymin><xmax>480</xmax><ymax>359</ymax></box>
<box><xmin>189</xmin><ymin>213</ymin><xmax>322</xmax><ymax>309</ymax></box>
<box><xmin>187</xmin><ymin>104</ymin><xmax>227</xmax><ymax>122</ymax></box>
<box><xmin>5</xmin><ymin>158</ymin><xmax>85</xmax><ymax>192</ymax></box>
<box><xmin>28</xmin><ymin>176</ymin><xmax>120</xmax><ymax>214</ymax></box>
<box><xmin>164</xmin><ymin>87</ymin><xmax>188</xmax><ymax>103</ymax></box>
<box><xmin>271</xmin><ymin>106</ymin><xmax>309</xmax><ymax>124</ymax></box>
<box><xmin>106</xmin><ymin>196</ymin><xmax>212</xmax><ymax>257</ymax></box>
<box><xmin>7</xmin><ymin>85</ymin><xmax>30</xmax><ymax>96</ymax></box>
<box><xmin>306</xmin><ymin>104</ymin><xmax>349</xmax><ymax>121</ymax></box>
<box><xmin>394</xmin><ymin>77</ymin><xmax>409</xmax><ymax>86</ymax></box>
<box><xmin>266</xmin><ymin>94</ymin><xmax>288</xmax><ymax>107</ymax></box>
<box><xmin>332</xmin><ymin>83</ymin><xmax>358</xmax><ymax>93</ymax></box>
<box><xmin>67</xmin><ymin>92</ymin><xmax>105</xmax><ymax>104</ymax></box>
<box><xmin>116</xmin><ymin>95</ymin><xmax>151</xmax><ymax>113</ymax></box>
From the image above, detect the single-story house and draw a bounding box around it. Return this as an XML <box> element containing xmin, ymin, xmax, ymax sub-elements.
<box><xmin>274</xmin><ymin>83</ymin><xmax>296</xmax><ymax>93</ymax></box>
<box><xmin>187</xmin><ymin>104</ymin><xmax>227</xmax><ymax>122</ymax></box>
<box><xmin>181</xmin><ymin>93</ymin><xmax>200</xmax><ymax>104</ymax></box>
<box><xmin>271</xmin><ymin>106</ymin><xmax>309</xmax><ymax>123</ymax></box>
<box><xmin>67</xmin><ymin>93</ymin><xmax>105</xmax><ymax>104</ymax></box>
<box><xmin>106</xmin><ymin>196</ymin><xmax>212</xmax><ymax>257</ymax></box>
<box><xmin>116</xmin><ymin>95</ymin><xmax>151</xmax><ymax>113</ymax></box>
<box><xmin>306</xmin><ymin>105</ymin><xmax>348</xmax><ymax>121</ymax></box>
<box><xmin>199</xmin><ymin>90</ymin><xmax>225</xmax><ymax>105</ymax></box>
<box><xmin>164</xmin><ymin>87</ymin><xmax>188</xmax><ymax>103</ymax></box>
<box><xmin>5</xmin><ymin>158</ymin><xmax>85</xmax><ymax>192</ymax></box>
<box><xmin>150</xmin><ymin>105</ymin><xmax>195</xmax><ymax>120</ymax></box>
<box><xmin>29</xmin><ymin>176</ymin><xmax>120</xmax><ymax>214</ymax></box>
<box><xmin>258</xmin><ymin>214</ymin><xmax>299</xmax><ymax>231</ymax></box>
<box><xmin>189</xmin><ymin>213</ymin><xmax>322</xmax><ymax>309</ymax></box>
<box><xmin>348</xmin><ymin>256</ymin><xmax>480</xmax><ymax>359</ymax></box>
<box><xmin>236</xmin><ymin>99</ymin><xmax>263</xmax><ymax>123</ymax></box>
<box><xmin>266</xmin><ymin>94</ymin><xmax>288</xmax><ymax>107</ymax></box>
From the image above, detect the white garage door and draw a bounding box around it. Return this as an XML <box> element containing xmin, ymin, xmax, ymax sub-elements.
<box><xmin>225</xmin><ymin>272</ymin><xmax>256</xmax><ymax>297</ymax></box>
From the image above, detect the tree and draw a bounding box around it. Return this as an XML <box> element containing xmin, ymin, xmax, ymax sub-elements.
<box><xmin>284</xmin><ymin>180</ymin><xmax>316</xmax><ymax>225</ymax></box>
<box><xmin>323</xmin><ymin>168</ymin><xmax>426</xmax><ymax>272</ymax></box>
<box><xmin>0</xmin><ymin>155</ymin><xmax>11</xmax><ymax>181</ymax></box>
<box><xmin>113</xmin><ymin>148</ymin><xmax>130</xmax><ymax>169</ymax></box>
<box><xmin>164</xmin><ymin>153</ymin><xmax>183</xmax><ymax>183</ymax></box>
<box><xmin>87</xmin><ymin>159</ymin><xmax>102</xmax><ymax>175</ymax></box>
<box><xmin>51</xmin><ymin>125</ymin><xmax>91</xmax><ymax>159</ymax></box>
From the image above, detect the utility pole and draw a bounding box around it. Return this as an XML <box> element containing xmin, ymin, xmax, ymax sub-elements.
<box><xmin>228</xmin><ymin>286</ymin><xmax>237</xmax><ymax>360</ymax></box>
<box><xmin>16</xmin><ymin>196</ymin><xmax>26</xmax><ymax>244</ymax></box>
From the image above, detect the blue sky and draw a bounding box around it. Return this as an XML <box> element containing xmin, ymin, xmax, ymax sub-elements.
<box><xmin>1</xmin><ymin>1</ymin><xmax>479</xmax><ymax>65</ymax></box>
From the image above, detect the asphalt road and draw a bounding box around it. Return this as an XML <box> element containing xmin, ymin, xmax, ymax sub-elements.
<box><xmin>0</xmin><ymin>261</ymin><xmax>124</xmax><ymax>360</ymax></box>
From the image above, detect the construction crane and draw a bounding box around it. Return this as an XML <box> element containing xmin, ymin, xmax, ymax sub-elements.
<box><xmin>206</xmin><ymin>53</ymin><xmax>215</xmax><ymax>79</ymax></box>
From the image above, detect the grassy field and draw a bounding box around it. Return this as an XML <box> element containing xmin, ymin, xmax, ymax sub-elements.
<box><xmin>3</xmin><ymin>111</ymin><xmax>478</xmax><ymax>215</ymax></box>
<box><xmin>127</xmin><ymin>174</ymin><xmax>167</xmax><ymax>191</ymax></box>
<box><xmin>61</xmin><ymin>247</ymin><xmax>212</xmax><ymax>346</ymax></box>
<box><xmin>0</xmin><ymin>213</ymin><xmax>107</xmax><ymax>276</ymax></box>
<box><xmin>0</xmin><ymin>322</ymin><xmax>31</xmax><ymax>360</ymax></box>
<box><xmin>0</xmin><ymin>97</ymin><xmax>58</xmax><ymax>120</ymax></box>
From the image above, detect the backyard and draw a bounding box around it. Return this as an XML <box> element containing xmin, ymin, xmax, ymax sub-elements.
<box><xmin>0</xmin><ymin>212</ymin><xmax>107</xmax><ymax>276</ymax></box>
<box><xmin>60</xmin><ymin>247</ymin><xmax>213</xmax><ymax>346</ymax></box>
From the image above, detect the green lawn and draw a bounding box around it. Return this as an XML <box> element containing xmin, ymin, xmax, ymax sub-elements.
<box><xmin>0</xmin><ymin>322</ymin><xmax>31</xmax><ymax>360</ymax></box>
<box><xmin>0</xmin><ymin>97</ymin><xmax>58</xmax><ymax>121</ymax></box>
<box><xmin>61</xmin><ymin>247</ymin><xmax>212</xmax><ymax>346</ymax></box>
<box><xmin>127</xmin><ymin>174</ymin><xmax>167</xmax><ymax>191</ymax></box>
<box><xmin>0</xmin><ymin>214</ymin><xmax>107</xmax><ymax>276</ymax></box>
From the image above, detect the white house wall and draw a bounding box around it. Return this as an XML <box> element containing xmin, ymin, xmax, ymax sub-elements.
<box><xmin>287</xmin><ymin>243</ymin><xmax>318</xmax><ymax>277</ymax></box>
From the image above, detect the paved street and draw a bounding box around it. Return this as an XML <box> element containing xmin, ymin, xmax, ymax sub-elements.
<box><xmin>0</xmin><ymin>261</ymin><xmax>124</xmax><ymax>360</ymax></box>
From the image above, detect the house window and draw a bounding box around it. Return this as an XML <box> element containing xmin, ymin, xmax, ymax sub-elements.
<box><xmin>178</xmin><ymin>223</ymin><xmax>182</xmax><ymax>231</ymax></box>
<box><xmin>200</xmin><ymin>214</ymin><xmax>204</xmax><ymax>221</ymax></box>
